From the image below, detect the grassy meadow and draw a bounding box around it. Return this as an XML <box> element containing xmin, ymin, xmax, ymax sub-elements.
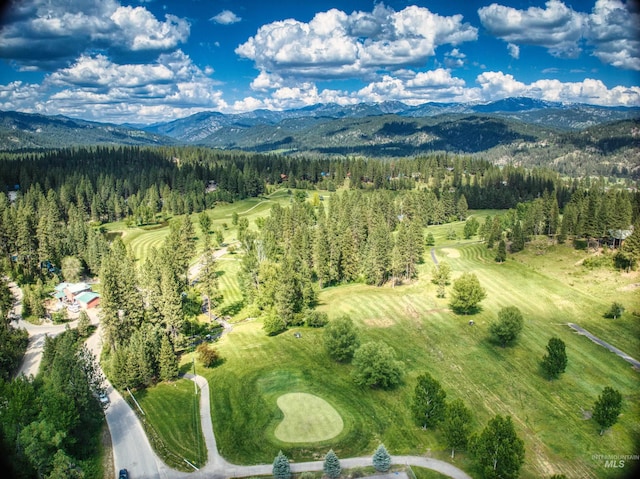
<box><xmin>116</xmin><ymin>199</ymin><xmax>640</xmax><ymax>479</ymax></box>
<box><xmin>129</xmin><ymin>378</ymin><xmax>206</xmax><ymax>471</ymax></box>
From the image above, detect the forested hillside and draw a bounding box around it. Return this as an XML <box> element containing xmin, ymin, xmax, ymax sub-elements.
<box><xmin>2</xmin><ymin>104</ymin><xmax>638</xmax><ymax>179</ymax></box>
<box><xmin>0</xmin><ymin>111</ymin><xmax>175</xmax><ymax>149</ymax></box>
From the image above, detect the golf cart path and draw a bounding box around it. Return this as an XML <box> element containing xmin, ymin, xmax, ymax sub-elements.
<box><xmin>430</xmin><ymin>247</ymin><xmax>439</xmax><ymax>266</ymax></box>
<box><xmin>179</xmin><ymin>372</ymin><xmax>472</xmax><ymax>479</ymax></box>
<box><xmin>567</xmin><ymin>323</ymin><xmax>640</xmax><ymax>370</ymax></box>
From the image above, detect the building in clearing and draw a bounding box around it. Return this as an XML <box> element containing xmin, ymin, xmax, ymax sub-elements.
<box><xmin>53</xmin><ymin>282</ymin><xmax>100</xmax><ymax>309</ymax></box>
<box><xmin>607</xmin><ymin>226</ymin><xmax>634</xmax><ymax>248</ymax></box>
<box><xmin>75</xmin><ymin>291</ymin><xmax>100</xmax><ymax>309</ymax></box>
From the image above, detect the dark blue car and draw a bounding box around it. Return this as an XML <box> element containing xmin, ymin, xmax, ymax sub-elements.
<box><xmin>118</xmin><ymin>469</ymin><xmax>128</xmax><ymax>479</ymax></box>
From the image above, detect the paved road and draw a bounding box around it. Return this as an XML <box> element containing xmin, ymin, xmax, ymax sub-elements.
<box><xmin>10</xmin><ymin>278</ymin><xmax>473</xmax><ymax>479</ymax></box>
<box><xmin>86</xmin><ymin>326</ymin><xmax>170</xmax><ymax>479</ymax></box>
<box><xmin>9</xmin><ymin>280</ymin><xmax>86</xmax><ymax>377</ymax></box>
<box><xmin>568</xmin><ymin>323</ymin><xmax>640</xmax><ymax>370</ymax></box>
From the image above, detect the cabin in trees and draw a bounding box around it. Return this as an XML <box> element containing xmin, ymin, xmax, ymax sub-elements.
<box><xmin>53</xmin><ymin>282</ymin><xmax>101</xmax><ymax>310</ymax></box>
<box><xmin>606</xmin><ymin>226</ymin><xmax>634</xmax><ymax>249</ymax></box>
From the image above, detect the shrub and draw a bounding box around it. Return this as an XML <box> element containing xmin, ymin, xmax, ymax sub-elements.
<box><xmin>305</xmin><ymin>310</ymin><xmax>328</xmax><ymax>328</ymax></box>
<box><xmin>196</xmin><ymin>343</ymin><xmax>220</xmax><ymax>367</ymax></box>
<box><xmin>262</xmin><ymin>310</ymin><xmax>287</xmax><ymax>336</ymax></box>
<box><xmin>604</xmin><ymin>302</ymin><xmax>625</xmax><ymax>319</ymax></box>
<box><xmin>352</xmin><ymin>341</ymin><xmax>404</xmax><ymax>389</ymax></box>
<box><xmin>324</xmin><ymin>316</ymin><xmax>360</xmax><ymax>363</ymax></box>
<box><xmin>582</xmin><ymin>254</ymin><xmax>613</xmax><ymax>269</ymax></box>
<box><xmin>489</xmin><ymin>306</ymin><xmax>524</xmax><ymax>347</ymax></box>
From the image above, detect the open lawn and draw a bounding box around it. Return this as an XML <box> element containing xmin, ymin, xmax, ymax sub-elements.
<box><xmin>131</xmin><ymin>379</ymin><xmax>206</xmax><ymax>470</ymax></box>
<box><xmin>109</xmin><ymin>188</ymin><xmax>314</xmax><ymax>264</ymax></box>
<box><xmin>120</xmin><ymin>204</ymin><xmax>639</xmax><ymax>479</ymax></box>
<box><xmin>201</xmin><ymin>228</ymin><xmax>639</xmax><ymax>479</ymax></box>
<box><xmin>274</xmin><ymin>392</ymin><xmax>344</xmax><ymax>443</ymax></box>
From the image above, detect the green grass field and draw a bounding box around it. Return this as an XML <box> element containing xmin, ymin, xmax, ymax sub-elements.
<box><xmin>131</xmin><ymin>379</ymin><xmax>206</xmax><ymax>470</ymax></box>
<box><xmin>120</xmin><ymin>203</ymin><xmax>639</xmax><ymax>479</ymax></box>
<box><xmin>109</xmin><ymin>188</ymin><xmax>335</xmax><ymax>265</ymax></box>
<box><xmin>274</xmin><ymin>392</ymin><xmax>344</xmax><ymax>443</ymax></box>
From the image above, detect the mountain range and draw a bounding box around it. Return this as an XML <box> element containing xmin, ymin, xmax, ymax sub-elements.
<box><xmin>1</xmin><ymin>98</ymin><xmax>638</xmax><ymax>176</ymax></box>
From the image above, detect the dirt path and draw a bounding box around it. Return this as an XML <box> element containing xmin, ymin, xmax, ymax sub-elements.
<box><xmin>568</xmin><ymin>323</ymin><xmax>640</xmax><ymax>370</ymax></box>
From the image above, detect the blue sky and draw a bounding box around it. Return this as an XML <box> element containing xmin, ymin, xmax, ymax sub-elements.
<box><xmin>0</xmin><ymin>0</ymin><xmax>638</xmax><ymax>124</ymax></box>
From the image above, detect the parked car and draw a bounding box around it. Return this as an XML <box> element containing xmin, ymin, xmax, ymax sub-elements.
<box><xmin>99</xmin><ymin>393</ymin><xmax>110</xmax><ymax>408</ymax></box>
<box><xmin>118</xmin><ymin>469</ymin><xmax>128</xmax><ymax>479</ymax></box>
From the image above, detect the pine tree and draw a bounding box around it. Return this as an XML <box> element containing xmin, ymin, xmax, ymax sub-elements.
<box><xmin>372</xmin><ymin>443</ymin><xmax>391</xmax><ymax>472</ymax></box>
<box><xmin>431</xmin><ymin>261</ymin><xmax>451</xmax><ymax>298</ymax></box>
<box><xmin>510</xmin><ymin>221</ymin><xmax>525</xmax><ymax>252</ymax></box>
<box><xmin>621</xmin><ymin>222</ymin><xmax>640</xmax><ymax>269</ymax></box>
<box><xmin>425</xmin><ymin>231</ymin><xmax>435</xmax><ymax>246</ymax></box>
<box><xmin>323</xmin><ymin>449</ymin><xmax>341</xmax><ymax>479</ymax></box>
<box><xmin>272</xmin><ymin>451</ymin><xmax>291</xmax><ymax>479</ymax></box>
<box><xmin>363</xmin><ymin>217</ymin><xmax>392</xmax><ymax>286</ymax></box>
<box><xmin>313</xmin><ymin>215</ymin><xmax>332</xmax><ymax>287</ymax></box>
<box><xmin>160</xmin><ymin>266</ymin><xmax>184</xmax><ymax>341</ymax></box>
<box><xmin>159</xmin><ymin>335</ymin><xmax>178</xmax><ymax>381</ymax></box>
<box><xmin>495</xmin><ymin>239</ymin><xmax>507</xmax><ymax>263</ymax></box>
<box><xmin>592</xmin><ymin>387</ymin><xmax>623</xmax><ymax>435</ymax></box>
<box><xmin>541</xmin><ymin>337</ymin><xmax>568</xmax><ymax>380</ymax></box>
<box><xmin>77</xmin><ymin>310</ymin><xmax>91</xmax><ymax>338</ymax></box>
<box><xmin>338</xmin><ymin>228</ymin><xmax>359</xmax><ymax>282</ymax></box>
<box><xmin>456</xmin><ymin>194</ymin><xmax>469</xmax><ymax>221</ymax></box>
<box><xmin>199</xmin><ymin>243</ymin><xmax>222</xmax><ymax>322</ymax></box>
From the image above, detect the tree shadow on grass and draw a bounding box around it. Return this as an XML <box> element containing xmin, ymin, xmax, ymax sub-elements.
<box><xmin>218</xmin><ymin>299</ymin><xmax>245</xmax><ymax>316</ymax></box>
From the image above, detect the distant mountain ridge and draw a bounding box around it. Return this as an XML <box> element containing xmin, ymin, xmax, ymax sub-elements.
<box><xmin>143</xmin><ymin>97</ymin><xmax>640</xmax><ymax>143</ymax></box>
<box><xmin>0</xmin><ymin>110</ymin><xmax>174</xmax><ymax>150</ymax></box>
<box><xmin>1</xmin><ymin>100</ymin><xmax>638</xmax><ymax>173</ymax></box>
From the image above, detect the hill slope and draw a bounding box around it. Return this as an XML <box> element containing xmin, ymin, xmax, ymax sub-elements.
<box><xmin>0</xmin><ymin>110</ymin><xmax>175</xmax><ymax>150</ymax></box>
<box><xmin>1</xmin><ymin>101</ymin><xmax>638</xmax><ymax>178</ymax></box>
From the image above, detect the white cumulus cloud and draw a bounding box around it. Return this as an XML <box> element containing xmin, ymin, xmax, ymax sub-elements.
<box><xmin>210</xmin><ymin>10</ymin><xmax>242</xmax><ymax>25</ymax></box>
<box><xmin>236</xmin><ymin>4</ymin><xmax>477</xmax><ymax>83</ymax></box>
<box><xmin>478</xmin><ymin>0</ymin><xmax>585</xmax><ymax>58</ymax></box>
<box><xmin>0</xmin><ymin>0</ymin><xmax>190</xmax><ymax>69</ymax></box>
<box><xmin>479</xmin><ymin>0</ymin><xmax>640</xmax><ymax>70</ymax></box>
<box><xmin>586</xmin><ymin>0</ymin><xmax>640</xmax><ymax>70</ymax></box>
<box><xmin>474</xmin><ymin>70</ymin><xmax>640</xmax><ymax>105</ymax></box>
<box><xmin>507</xmin><ymin>43</ymin><xmax>520</xmax><ymax>59</ymax></box>
<box><xmin>0</xmin><ymin>51</ymin><xmax>227</xmax><ymax>123</ymax></box>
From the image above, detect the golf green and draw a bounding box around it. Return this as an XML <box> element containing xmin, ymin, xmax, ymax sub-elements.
<box><xmin>274</xmin><ymin>393</ymin><xmax>344</xmax><ymax>443</ymax></box>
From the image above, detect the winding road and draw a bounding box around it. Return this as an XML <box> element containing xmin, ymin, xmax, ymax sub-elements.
<box><xmin>11</xmin><ymin>278</ymin><xmax>473</xmax><ymax>479</ymax></box>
